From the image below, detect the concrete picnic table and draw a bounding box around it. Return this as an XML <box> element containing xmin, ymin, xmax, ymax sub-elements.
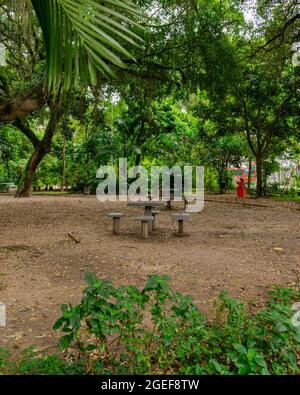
<box><xmin>127</xmin><ymin>200</ymin><xmax>165</xmax><ymax>215</ymax></box>
<box><xmin>161</xmin><ymin>187</ymin><xmax>184</xmax><ymax>209</ymax></box>
<box><xmin>127</xmin><ymin>201</ymin><xmax>165</xmax><ymax>231</ymax></box>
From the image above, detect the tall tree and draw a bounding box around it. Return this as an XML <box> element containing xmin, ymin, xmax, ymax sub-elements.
<box><xmin>13</xmin><ymin>98</ymin><xmax>62</xmax><ymax>196</ymax></box>
<box><xmin>236</xmin><ymin>62</ymin><xmax>299</xmax><ymax>196</ymax></box>
<box><xmin>0</xmin><ymin>0</ymin><xmax>143</xmax><ymax>195</ymax></box>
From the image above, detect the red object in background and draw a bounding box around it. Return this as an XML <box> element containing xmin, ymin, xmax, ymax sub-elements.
<box><xmin>236</xmin><ymin>177</ymin><xmax>246</xmax><ymax>198</ymax></box>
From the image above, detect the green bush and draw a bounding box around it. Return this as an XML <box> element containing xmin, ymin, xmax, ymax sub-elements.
<box><xmin>1</xmin><ymin>274</ymin><xmax>300</xmax><ymax>375</ymax></box>
<box><xmin>53</xmin><ymin>273</ymin><xmax>300</xmax><ymax>375</ymax></box>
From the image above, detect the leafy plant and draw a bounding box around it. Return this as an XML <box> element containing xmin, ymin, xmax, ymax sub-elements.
<box><xmin>1</xmin><ymin>274</ymin><xmax>299</xmax><ymax>375</ymax></box>
<box><xmin>52</xmin><ymin>273</ymin><xmax>300</xmax><ymax>375</ymax></box>
<box><xmin>31</xmin><ymin>0</ymin><xmax>144</xmax><ymax>89</ymax></box>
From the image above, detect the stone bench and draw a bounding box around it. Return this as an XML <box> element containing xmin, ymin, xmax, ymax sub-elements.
<box><xmin>183</xmin><ymin>195</ymin><xmax>196</xmax><ymax>210</ymax></box>
<box><xmin>106</xmin><ymin>213</ymin><xmax>123</xmax><ymax>235</ymax></box>
<box><xmin>151</xmin><ymin>210</ymin><xmax>160</xmax><ymax>231</ymax></box>
<box><xmin>171</xmin><ymin>213</ymin><xmax>191</xmax><ymax>236</ymax></box>
<box><xmin>134</xmin><ymin>216</ymin><xmax>153</xmax><ymax>239</ymax></box>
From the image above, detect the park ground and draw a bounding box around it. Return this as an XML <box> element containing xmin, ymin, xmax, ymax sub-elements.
<box><xmin>0</xmin><ymin>194</ymin><xmax>299</xmax><ymax>354</ymax></box>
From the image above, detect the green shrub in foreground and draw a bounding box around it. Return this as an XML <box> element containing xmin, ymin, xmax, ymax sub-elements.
<box><xmin>1</xmin><ymin>273</ymin><xmax>300</xmax><ymax>375</ymax></box>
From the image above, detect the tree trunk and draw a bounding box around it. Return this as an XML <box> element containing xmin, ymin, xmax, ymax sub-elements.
<box><xmin>256</xmin><ymin>153</ymin><xmax>263</xmax><ymax>197</ymax></box>
<box><xmin>135</xmin><ymin>152</ymin><xmax>141</xmax><ymax>166</ymax></box>
<box><xmin>15</xmin><ymin>99</ymin><xmax>62</xmax><ymax>197</ymax></box>
<box><xmin>16</xmin><ymin>147</ymin><xmax>47</xmax><ymax>197</ymax></box>
<box><xmin>247</xmin><ymin>159</ymin><xmax>252</xmax><ymax>191</ymax></box>
<box><xmin>83</xmin><ymin>185</ymin><xmax>91</xmax><ymax>195</ymax></box>
<box><xmin>218</xmin><ymin>169</ymin><xmax>226</xmax><ymax>194</ymax></box>
<box><xmin>61</xmin><ymin>135</ymin><xmax>66</xmax><ymax>192</ymax></box>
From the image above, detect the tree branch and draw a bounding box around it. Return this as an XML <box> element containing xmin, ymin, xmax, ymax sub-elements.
<box><xmin>0</xmin><ymin>81</ymin><xmax>48</xmax><ymax>122</ymax></box>
<box><xmin>251</xmin><ymin>13</ymin><xmax>300</xmax><ymax>57</ymax></box>
<box><xmin>13</xmin><ymin>119</ymin><xmax>40</xmax><ymax>148</ymax></box>
<box><xmin>41</xmin><ymin>98</ymin><xmax>62</xmax><ymax>152</ymax></box>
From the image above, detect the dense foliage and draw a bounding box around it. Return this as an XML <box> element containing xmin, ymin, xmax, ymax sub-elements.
<box><xmin>1</xmin><ymin>274</ymin><xmax>300</xmax><ymax>375</ymax></box>
<box><xmin>0</xmin><ymin>0</ymin><xmax>299</xmax><ymax>196</ymax></box>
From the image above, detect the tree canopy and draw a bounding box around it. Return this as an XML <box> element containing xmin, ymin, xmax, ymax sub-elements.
<box><xmin>0</xmin><ymin>0</ymin><xmax>299</xmax><ymax>197</ymax></box>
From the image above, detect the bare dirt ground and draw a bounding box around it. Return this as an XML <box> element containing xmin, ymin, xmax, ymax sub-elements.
<box><xmin>0</xmin><ymin>194</ymin><xmax>299</xmax><ymax>354</ymax></box>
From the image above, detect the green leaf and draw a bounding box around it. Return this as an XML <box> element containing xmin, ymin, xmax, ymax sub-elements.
<box><xmin>53</xmin><ymin>317</ymin><xmax>66</xmax><ymax>330</ymax></box>
<box><xmin>287</xmin><ymin>351</ymin><xmax>297</xmax><ymax>369</ymax></box>
<box><xmin>30</xmin><ymin>0</ymin><xmax>144</xmax><ymax>91</ymax></box>
<box><xmin>58</xmin><ymin>334</ymin><xmax>73</xmax><ymax>350</ymax></box>
<box><xmin>233</xmin><ymin>344</ymin><xmax>247</xmax><ymax>355</ymax></box>
<box><xmin>209</xmin><ymin>359</ymin><xmax>224</xmax><ymax>374</ymax></box>
<box><xmin>61</xmin><ymin>304</ymin><xmax>69</xmax><ymax>313</ymax></box>
<box><xmin>84</xmin><ymin>271</ymin><xmax>96</xmax><ymax>286</ymax></box>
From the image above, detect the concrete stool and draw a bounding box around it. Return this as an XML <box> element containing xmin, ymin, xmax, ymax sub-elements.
<box><xmin>151</xmin><ymin>210</ymin><xmax>160</xmax><ymax>231</ymax></box>
<box><xmin>134</xmin><ymin>216</ymin><xmax>153</xmax><ymax>239</ymax></box>
<box><xmin>106</xmin><ymin>213</ymin><xmax>123</xmax><ymax>235</ymax></box>
<box><xmin>144</xmin><ymin>206</ymin><xmax>153</xmax><ymax>231</ymax></box>
<box><xmin>172</xmin><ymin>213</ymin><xmax>191</xmax><ymax>236</ymax></box>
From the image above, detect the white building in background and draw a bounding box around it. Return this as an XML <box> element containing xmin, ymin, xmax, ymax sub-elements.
<box><xmin>268</xmin><ymin>158</ymin><xmax>300</xmax><ymax>192</ymax></box>
<box><xmin>228</xmin><ymin>156</ymin><xmax>300</xmax><ymax>192</ymax></box>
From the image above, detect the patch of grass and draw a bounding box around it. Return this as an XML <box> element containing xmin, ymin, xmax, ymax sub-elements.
<box><xmin>273</xmin><ymin>195</ymin><xmax>300</xmax><ymax>202</ymax></box>
<box><xmin>0</xmin><ymin>347</ymin><xmax>85</xmax><ymax>375</ymax></box>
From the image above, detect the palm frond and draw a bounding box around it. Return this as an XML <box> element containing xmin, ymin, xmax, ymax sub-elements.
<box><xmin>31</xmin><ymin>0</ymin><xmax>144</xmax><ymax>92</ymax></box>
